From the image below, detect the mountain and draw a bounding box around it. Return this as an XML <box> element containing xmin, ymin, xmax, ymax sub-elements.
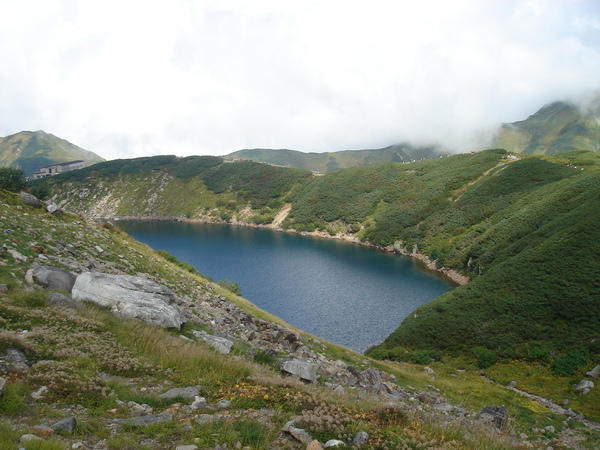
<box><xmin>4</xmin><ymin>189</ymin><xmax>586</xmax><ymax>448</ymax></box>
<box><xmin>5</xmin><ymin>176</ymin><xmax>600</xmax><ymax>445</ymax></box>
<box><xmin>0</xmin><ymin>130</ymin><xmax>104</xmax><ymax>177</ymax></box>
<box><xmin>492</xmin><ymin>98</ymin><xmax>600</xmax><ymax>155</ymax></box>
<box><xmin>224</xmin><ymin>143</ymin><xmax>448</xmax><ymax>173</ymax></box>
<box><xmin>38</xmin><ymin>150</ymin><xmax>600</xmax><ymax>370</ymax></box>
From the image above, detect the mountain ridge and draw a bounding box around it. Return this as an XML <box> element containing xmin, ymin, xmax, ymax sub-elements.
<box><xmin>0</xmin><ymin>130</ymin><xmax>105</xmax><ymax>177</ymax></box>
<box><xmin>492</xmin><ymin>98</ymin><xmax>600</xmax><ymax>155</ymax></box>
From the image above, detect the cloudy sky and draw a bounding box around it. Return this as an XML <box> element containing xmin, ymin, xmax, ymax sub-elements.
<box><xmin>1</xmin><ymin>0</ymin><xmax>599</xmax><ymax>160</ymax></box>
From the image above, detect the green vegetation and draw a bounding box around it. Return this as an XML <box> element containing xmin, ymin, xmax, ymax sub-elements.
<box><xmin>217</xmin><ymin>279</ymin><xmax>243</xmax><ymax>296</ymax></box>
<box><xmin>36</xmin><ymin>156</ymin><xmax>312</xmax><ymax>223</ymax></box>
<box><xmin>0</xmin><ymin>167</ymin><xmax>27</xmax><ymax>191</ymax></box>
<box><xmin>156</xmin><ymin>249</ymin><xmax>199</xmax><ymax>275</ymax></box>
<box><xmin>3</xmin><ymin>189</ymin><xmax>572</xmax><ymax>449</ymax></box>
<box><xmin>37</xmin><ymin>149</ymin><xmax>600</xmax><ymax>371</ymax></box>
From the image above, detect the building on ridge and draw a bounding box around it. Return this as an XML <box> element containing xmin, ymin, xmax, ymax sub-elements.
<box><xmin>32</xmin><ymin>160</ymin><xmax>85</xmax><ymax>179</ymax></box>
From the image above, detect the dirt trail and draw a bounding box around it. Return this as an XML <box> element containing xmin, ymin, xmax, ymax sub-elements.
<box><xmin>268</xmin><ymin>203</ymin><xmax>292</xmax><ymax>228</ymax></box>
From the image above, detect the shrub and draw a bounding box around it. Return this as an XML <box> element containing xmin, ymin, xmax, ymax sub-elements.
<box><xmin>412</xmin><ymin>350</ymin><xmax>441</xmax><ymax>365</ymax></box>
<box><xmin>551</xmin><ymin>348</ymin><xmax>590</xmax><ymax>376</ymax></box>
<box><xmin>477</xmin><ymin>350</ymin><xmax>498</xmax><ymax>369</ymax></box>
<box><xmin>0</xmin><ymin>167</ymin><xmax>27</xmax><ymax>192</ymax></box>
<box><xmin>156</xmin><ymin>250</ymin><xmax>199</xmax><ymax>275</ymax></box>
<box><xmin>217</xmin><ymin>279</ymin><xmax>242</xmax><ymax>296</ymax></box>
<box><xmin>30</xmin><ymin>183</ymin><xmax>51</xmax><ymax>200</ymax></box>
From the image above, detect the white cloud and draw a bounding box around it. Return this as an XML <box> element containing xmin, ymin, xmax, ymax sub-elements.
<box><xmin>1</xmin><ymin>0</ymin><xmax>599</xmax><ymax>159</ymax></box>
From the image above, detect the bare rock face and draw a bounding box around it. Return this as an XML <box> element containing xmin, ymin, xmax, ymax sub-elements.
<box><xmin>72</xmin><ymin>272</ymin><xmax>185</xmax><ymax>329</ymax></box>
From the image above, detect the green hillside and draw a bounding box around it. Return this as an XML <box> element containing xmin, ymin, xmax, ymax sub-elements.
<box><xmin>492</xmin><ymin>99</ymin><xmax>600</xmax><ymax>155</ymax></box>
<box><xmin>0</xmin><ymin>130</ymin><xmax>104</xmax><ymax>177</ymax></box>
<box><xmin>225</xmin><ymin>143</ymin><xmax>447</xmax><ymax>173</ymax></box>
<box><xmin>38</xmin><ymin>155</ymin><xmax>312</xmax><ymax>224</ymax></box>
<box><xmin>6</xmin><ymin>188</ymin><xmax>600</xmax><ymax>447</ymax></box>
<box><xmin>37</xmin><ymin>150</ymin><xmax>600</xmax><ymax>373</ymax></box>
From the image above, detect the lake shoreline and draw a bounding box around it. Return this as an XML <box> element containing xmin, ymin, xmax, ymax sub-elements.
<box><xmin>108</xmin><ymin>214</ymin><xmax>468</xmax><ymax>287</ymax></box>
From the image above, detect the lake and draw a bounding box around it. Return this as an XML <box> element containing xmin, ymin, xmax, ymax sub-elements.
<box><xmin>117</xmin><ymin>221</ymin><xmax>454</xmax><ymax>353</ymax></box>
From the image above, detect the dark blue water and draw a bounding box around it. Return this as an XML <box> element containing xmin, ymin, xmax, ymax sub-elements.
<box><xmin>118</xmin><ymin>221</ymin><xmax>454</xmax><ymax>353</ymax></box>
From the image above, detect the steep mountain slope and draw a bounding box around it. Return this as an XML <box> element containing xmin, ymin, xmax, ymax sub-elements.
<box><xmin>225</xmin><ymin>143</ymin><xmax>447</xmax><ymax>173</ymax></box>
<box><xmin>492</xmin><ymin>99</ymin><xmax>600</xmax><ymax>155</ymax></box>
<box><xmin>0</xmin><ymin>130</ymin><xmax>104</xmax><ymax>176</ymax></box>
<box><xmin>38</xmin><ymin>150</ymin><xmax>600</xmax><ymax>369</ymax></box>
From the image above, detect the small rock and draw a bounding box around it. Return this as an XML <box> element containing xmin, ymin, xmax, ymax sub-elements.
<box><xmin>20</xmin><ymin>434</ymin><xmax>44</xmax><ymax>445</ymax></box>
<box><xmin>216</xmin><ymin>399</ymin><xmax>231</xmax><ymax>409</ymax></box>
<box><xmin>31</xmin><ymin>386</ymin><xmax>48</xmax><ymax>400</ymax></box>
<box><xmin>281</xmin><ymin>420</ymin><xmax>313</xmax><ymax>444</ymax></box>
<box><xmin>46</xmin><ymin>203</ymin><xmax>61</xmax><ymax>217</ymax></box>
<box><xmin>176</xmin><ymin>445</ymin><xmax>198</xmax><ymax>450</ymax></box>
<box><xmin>586</xmin><ymin>364</ymin><xmax>600</xmax><ymax>379</ymax></box>
<box><xmin>324</xmin><ymin>439</ymin><xmax>345</xmax><ymax>447</ymax></box>
<box><xmin>190</xmin><ymin>396</ymin><xmax>208</xmax><ymax>410</ymax></box>
<box><xmin>352</xmin><ymin>431</ymin><xmax>369</xmax><ymax>445</ymax></box>
<box><xmin>575</xmin><ymin>380</ymin><xmax>594</xmax><ymax>394</ymax></box>
<box><xmin>6</xmin><ymin>348</ymin><xmax>31</xmax><ymax>371</ymax></box>
<box><xmin>113</xmin><ymin>413</ymin><xmax>173</xmax><ymax>426</ymax></box>
<box><xmin>0</xmin><ymin>377</ymin><xmax>6</xmax><ymax>397</ymax></box>
<box><xmin>0</xmin><ymin>283</ymin><xmax>7</xmax><ymax>292</ymax></box>
<box><xmin>7</xmin><ymin>248</ymin><xmax>27</xmax><ymax>262</ymax></box>
<box><xmin>191</xmin><ymin>330</ymin><xmax>234</xmax><ymax>354</ymax></box>
<box><xmin>196</xmin><ymin>414</ymin><xmax>220</xmax><ymax>426</ymax></box>
<box><xmin>477</xmin><ymin>406</ymin><xmax>510</xmax><ymax>431</ymax></box>
<box><xmin>307</xmin><ymin>440</ymin><xmax>324</xmax><ymax>450</ymax></box>
<box><xmin>158</xmin><ymin>386</ymin><xmax>199</xmax><ymax>401</ymax></box>
<box><xmin>508</xmin><ymin>381</ymin><xmax>517</xmax><ymax>388</ymax></box>
<box><xmin>418</xmin><ymin>392</ymin><xmax>439</xmax><ymax>405</ymax></box>
<box><xmin>51</xmin><ymin>416</ymin><xmax>77</xmax><ymax>433</ymax></box>
<box><xmin>30</xmin><ymin>424</ymin><xmax>54</xmax><ymax>438</ymax></box>
<box><xmin>424</xmin><ymin>366</ymin><xmax>434</xmax><ymax>374</ymax></box>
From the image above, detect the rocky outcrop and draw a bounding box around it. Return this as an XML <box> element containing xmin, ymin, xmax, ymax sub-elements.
<box><xmin>30</xmin><ymin>263</ymin><xmax>77</xmax><ymax>292</ymax></box>
<box><xmin>280</xmin><ymin>359</ymin><xmax>320</xmax><ymax>383</ymax></box>
<box><xmin>190</xmin><ymin>330</ymin><xmax>234</xmax><ymax>354</ymax></box>
<box><xmin>72</xmin><ymin>272</ymin><xmax>185</xmax><ymax>329</ymax></box>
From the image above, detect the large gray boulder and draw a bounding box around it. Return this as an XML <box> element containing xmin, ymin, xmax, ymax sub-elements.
<box><xmin>72</xmin><ymin>272</ymin><xmax>185</xmax><ymax>329</ymax></box>
<box><xmin>19</xmin><ymin>191</ymin><xmax>41</xmax><ymax>208</ymax></box>
<box><xmin>280</xmin><ymin>359</ymin><xmax>319</xmax><ymax>383</ymax></box>
<box><xmin>31</xmin><ymin>264</ymin><xmax>77</xmax><ymax>292</ymax></box>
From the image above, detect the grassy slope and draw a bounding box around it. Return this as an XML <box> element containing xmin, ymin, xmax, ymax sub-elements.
<box><xmin>0</xmin><ymin>131</ymin><xmax>105</xmax><ymax>177</ymax></box>
<box><xmin>282</xmin><ymin>150</ymin><xmax>600</xmax><ymax>359</ymax></box>
<box><xmin>492</xmin><ymin>101</ymin><xmax>600</xmax><ymax>155</ymax></box>
<box><xmin>39</xmin><ymin>156</ymin><xmax>313</xmax><ymax>224</ymax></box>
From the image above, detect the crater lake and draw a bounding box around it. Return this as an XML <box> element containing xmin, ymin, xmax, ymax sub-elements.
<box><xmin>117</xmin><ymin>221</ymin><xmax>455</xmax><ymax>353</ymax></box>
